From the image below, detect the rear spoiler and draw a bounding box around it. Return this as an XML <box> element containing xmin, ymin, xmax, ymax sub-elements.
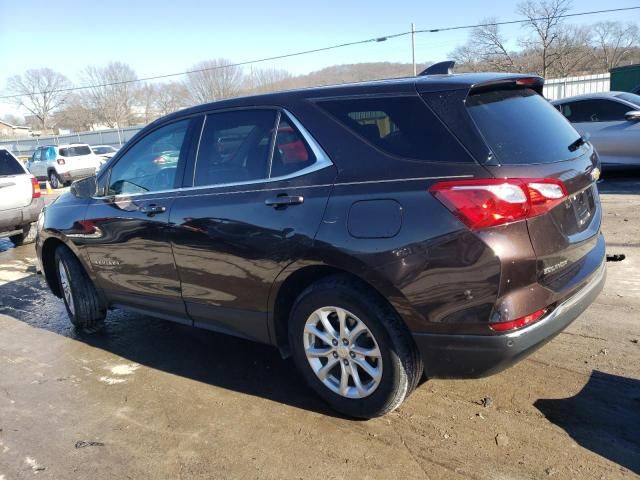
<box><xmin>468</xmin><ymin>76</ymin><xmax>545</xmax><ymax>96</ymax></box>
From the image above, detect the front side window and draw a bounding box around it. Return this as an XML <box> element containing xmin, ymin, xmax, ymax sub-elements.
<box><xmin>108</xmin><ymin>119</ymin><xmax>189</xmax><ymax>195</ymax></box>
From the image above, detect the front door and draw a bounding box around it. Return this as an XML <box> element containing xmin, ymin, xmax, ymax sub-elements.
<box><xmin>170</xmin><ymin>109</ymin><xmax>336</xmax><ymax>342</ymax></box>
<box><xmin>82</xmin><ymin>118</ymin><xmax>198</xmax><ymax>322</ymax></box>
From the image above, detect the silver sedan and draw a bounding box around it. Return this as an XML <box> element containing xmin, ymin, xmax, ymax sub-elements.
<box><xmin>552</xmin><ymin>92</ymin><xmax>640</xmax><ymax>168</ymax></box>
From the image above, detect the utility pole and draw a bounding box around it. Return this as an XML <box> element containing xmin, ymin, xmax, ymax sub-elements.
<box><xmin>411</xmin><ymin>23</ymin><xmax>416</xmax><ymax>76</ymax></box>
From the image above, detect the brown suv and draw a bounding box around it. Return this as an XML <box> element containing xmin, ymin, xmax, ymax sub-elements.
<box><xmin>36</xmin><ymin>72</ymin><xmax>605</xmax><ymax>418</ymax></box>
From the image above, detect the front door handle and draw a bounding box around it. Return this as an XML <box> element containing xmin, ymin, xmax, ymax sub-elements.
<box><xmin>140</xmin><ymin>204</ymin><xmax>167</xmax><ymax>216</ymax></box>
<box><xmin>265</xmin><ymin>195</ymin><xmax>304</xmax><ymax>208</ymax></box>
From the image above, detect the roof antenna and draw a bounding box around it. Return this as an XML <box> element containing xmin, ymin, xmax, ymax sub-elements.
<box><xmin>418</xmin><ymin>61</ymin><xmax>455</xmax><ymax>76</ymax></box>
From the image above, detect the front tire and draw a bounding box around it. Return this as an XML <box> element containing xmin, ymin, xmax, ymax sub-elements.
<box><xmin>54</xmin><ymin>245</ymin><xmax>106</xmax><ymax>333</ymax></box>
<box><xmin>9</xmin><ymin>222</ymin><xmax>37</xmax><ymax>246</ymax></box>
<box><xmin>288</xmin><ymin>275</ymin><xmax>423</xmax><ymax>418</ymax></box>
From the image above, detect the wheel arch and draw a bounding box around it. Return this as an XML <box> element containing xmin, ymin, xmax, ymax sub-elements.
<box><xmin>268</xmin><ymin>259</ymin><xmax>419</xmax><ymax>357</ymax></box>
<box><xmin>40</xmin><ymin>235</ymin><xmax>95</xmax><ymax>299</ymax></box>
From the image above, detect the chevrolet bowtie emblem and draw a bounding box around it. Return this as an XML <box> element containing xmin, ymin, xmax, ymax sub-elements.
<box><xmin>590</xmin><ymin>167</ymin><xmax>601</xmax><ymax>181</ymax></box>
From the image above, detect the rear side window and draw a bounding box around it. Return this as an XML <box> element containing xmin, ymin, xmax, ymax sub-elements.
<box><xmin>466</xmin><ymin>88</ymin><xmax>584</xmax><ymax>164</ymax></box>
<box><xmin>194</xmin><ymin>110</ymin><xmax>278</xmax><ymax>187</ymax></box>
<box><xmin>317</xmin><ymin>96</ymin><xmax>473</xmax><ymax>162</ymax></box>
<box><xmin>59</xmin><ymin>146</ymin><xmax>92</xmax><ymax>157</ymax></box>
<box><xmin>0</xmin><ymin>150</ymin><xmax>24</xmax><ymax>175</ymax></box>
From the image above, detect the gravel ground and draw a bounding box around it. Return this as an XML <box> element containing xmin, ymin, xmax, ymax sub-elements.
<box><xmin>0</xmin><ymin>178</ymin><xmax>638</xmax><ymax>480</ymax></box>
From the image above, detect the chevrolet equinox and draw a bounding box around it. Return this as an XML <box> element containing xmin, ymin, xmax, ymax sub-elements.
<box><xmin>36</xmin><ymin>72</ymin><xmax>606</xmax><ymax>418</ymax></box>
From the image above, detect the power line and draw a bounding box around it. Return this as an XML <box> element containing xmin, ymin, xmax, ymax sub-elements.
<box><xmin>1</xmin><ymin>5</ymin><xmax>638</xmax><ymax>101</ymax></box>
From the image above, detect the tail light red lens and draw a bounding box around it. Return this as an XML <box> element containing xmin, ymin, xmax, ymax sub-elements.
<box><xmin>30</xmin><ymin>176</ymin><xmax>41</xmax><ymax>199</ymax></box>
<box><xmin>430</xmin><ymin>178</ymin><xmax>568</xmax><ymax>230</ymax></box>
<box><xmin>489</xmin><ymin>308</ymin><xmax>547</xmax><ymax>332</ymax></box>
<box><xmin>57</xmin><ymin>158</ymin><xmax>65</xmax><ymax>165</ymax></box>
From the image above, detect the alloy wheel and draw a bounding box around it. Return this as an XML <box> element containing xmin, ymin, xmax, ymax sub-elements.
<box><xmin>303</xmin><ymin>306</ymin><xmax>382</xmax><ymax>399</ymax></box>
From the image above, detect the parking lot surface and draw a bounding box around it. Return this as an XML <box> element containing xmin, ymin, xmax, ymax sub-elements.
<box><xmin>0</xmin><ymin>177</ymin><xmax>639</xmax><ymax>480</ymax></box>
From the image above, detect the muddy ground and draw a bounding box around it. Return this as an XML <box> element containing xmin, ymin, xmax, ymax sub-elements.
<box><xmin>0</xmin><ymin>176</ymin><xmax>638</xmax><ymax>480</ymax></box>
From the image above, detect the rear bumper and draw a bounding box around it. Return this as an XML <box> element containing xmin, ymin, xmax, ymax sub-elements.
<box><xmin>0</xmin><ymin>197</ymin><xmax>44</xmax><ymax>236</ymax></box>
<box><xmin>59</xmin><ymin>168</ymin><xmax>96</xmax><ymax>182</ymax></box>
<box><xmin>413</xmin><ymin>259</ymin><xmax>606</xmax><ymax>378</ymax></box>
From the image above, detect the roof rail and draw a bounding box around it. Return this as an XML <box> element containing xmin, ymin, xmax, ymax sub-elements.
<box><xmin>418</xmin><ymin>61</ymin><xmax>455</xmax><ymax>76</ymax></box>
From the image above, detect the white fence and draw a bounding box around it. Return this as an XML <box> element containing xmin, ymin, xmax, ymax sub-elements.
<box><xmin>543</xmin><ymin>73</ymin><xmax>610</xmax><ymax>100</ymax></box>
<box><xmin>0</xmin><ymin>126</ymin><xmax>143</xmax><ymax>156</ymax></box>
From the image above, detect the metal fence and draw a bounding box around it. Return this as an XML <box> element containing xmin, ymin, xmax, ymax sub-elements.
<box><xmin>0</xmin><ymin>126</ymin><xmax>143</xmax><ymax>157</ymax></box>
<box><xmin>543</xmin><ymin>73</ymin><xmax>611</xmax><ymax>100</ymax></box>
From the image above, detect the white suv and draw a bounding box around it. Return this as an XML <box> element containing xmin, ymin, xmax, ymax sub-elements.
<box><xmin>27</xmin><ymin>144</ymin><xmax>102</xmax><ymax>189</ymax></box>
<box><xmin>0</xmin><ymin>148</ymin><xmax>44</xmax><ymax>246</ymax></box>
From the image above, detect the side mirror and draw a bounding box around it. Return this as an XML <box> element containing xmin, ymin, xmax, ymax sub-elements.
<box><xmin>624</xmin><ymin>110</ymin><xmax>640</xmax><ymax>121</ymax></box>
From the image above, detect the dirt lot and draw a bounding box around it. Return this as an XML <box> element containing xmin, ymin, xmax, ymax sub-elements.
<box><xmin>0</xmin><ymin>177</ymin><xmax>638</xmax><ymax>480</ymax></box>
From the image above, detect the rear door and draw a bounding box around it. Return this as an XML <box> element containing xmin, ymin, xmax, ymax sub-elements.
<box><xmin>170</xmin><ymin>109</ymin><xmax>336</xmax><ymax>343</ymax></box>
<box><xmin>0</xmin><ymin>150</ymin><xmax>32</xmax><ymax>211</ymax></box>
<box><xmin>82</xmin><ymin>118</ymin><xmax>199</xmax><ymax>321</ymax></box>
<box><xmin>463</xmin><ymin>87</ymin><xmax>602</xmax><ymax>290</ymax></box>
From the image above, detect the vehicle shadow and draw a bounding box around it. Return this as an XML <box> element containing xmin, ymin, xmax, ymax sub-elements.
<box><xmin>534</xmin><ymin>370</ymin><xmax>640</xmax><ymax>474</ymax></box>
<box><xmin>597</xmin><ymin>169</ymin><xmax>640</xmax><ymax>195</ymax></box>
<box><xmin>0</xmin><ymin>273</ymin><xmax>346</xmax><ymax>419</ymax></box>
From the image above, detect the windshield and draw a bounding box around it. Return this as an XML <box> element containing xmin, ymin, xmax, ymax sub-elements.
<box><xmin>615</xmin><ymin>92</ymin><xmax>640</xmax><ymax>108</ymax></box>
<box><xmin>93</xmin><ymin>146</ymin><xmax>116</xmax><ymax>154</ymax></box>
<box><xmin>466</xmin><ymin>88</ymin><xmax>586</xmax><ymax>165</ymax></box>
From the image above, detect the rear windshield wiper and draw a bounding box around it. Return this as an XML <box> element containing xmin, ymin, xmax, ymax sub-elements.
<box><xmin>568</xmin><ymin>135</ymin><xmax>587</xmax><ymax>152</ymax></box>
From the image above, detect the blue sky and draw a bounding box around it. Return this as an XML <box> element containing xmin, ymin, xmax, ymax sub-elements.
<box><xmin>0</xmin><ymin>0</ymin><xmax>638</xmax><ymax>116</ymax></box>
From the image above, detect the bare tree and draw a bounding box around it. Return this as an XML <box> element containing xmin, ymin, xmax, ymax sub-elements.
<box><xmin>5</xmin><ymin>68</ymin><xmax>71</xmax><ymax>130</ymax></box>
<box><xmin>517</xmin><ymin>0</ymin><xmax>572</xmax><ymax>77</ymax></box>
<box><xmin>154</xmin><ymin>82</ymin><xmax>190</xmax><ymax>116</ymax></box>
<box><xmin>246</xmin><ymin>67</ymin><xmax>292</xmax><ymax>93</ymax></box>
<box><xmin>551</xmin><ymin>25</ymin><xmax>592</xmax><ymax>77</ymax></box>
<box><xmin>591</xmin><ymin>21</ymin><xmax>640</xmax><ymax>71</ymax></box>
<box><xmin>81</xmin><ymin>62</ymin><xmax>139</xmax><ymax>128</ymax></box>
<box><xmin>54</xmin><ymin>94</ymin><xmax>98</xmax><ymax>132</ymax></box>
<box><xmin>472</xmin><ymin>20</ymin><xmax>521</xmax><ymax>72</ymax></box>
<box><xmin>0</xmin><ymin>113</ymin><xmax>25</xmax><ymax>126</ymax></box>
<box><xmin>184</xmin><ymin>59</ymin><xmax>244</xmax><ymax>104</ymax></box>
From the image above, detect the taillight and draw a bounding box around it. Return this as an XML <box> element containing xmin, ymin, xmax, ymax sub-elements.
<box><xmin>31</xmin><ymin>176</ymin><xmax>41</xmax><ymax>199</ymax></box>
<box><xmin>489</xmin><ymin>308</ymin><xmax>547</xmax><ymax>332</ymax></box>
<box><xmin>430</xmin><ymin>178</ymin><xmax>568</xmax><ymax>230</ymax></box>
<box><xmin>57</xmin><ymin>158</ymin><xmax>65</xmax><ymax>165</ymax></box>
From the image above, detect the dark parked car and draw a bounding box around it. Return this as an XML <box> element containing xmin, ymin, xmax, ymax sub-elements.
<box><xmin>36</xmin><ymin>72</ymin><xmax>606</xmax><ymax>418</ymax></box>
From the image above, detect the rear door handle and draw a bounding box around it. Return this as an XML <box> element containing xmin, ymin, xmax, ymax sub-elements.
<box><xmin>264</xmin><ymin>195</ymin><xmax>304</xmax><ymax>208</ymax></box>
<box><xmin>140</xmin><ymin>204</ymin><xmax>167</xmax><ymax>216</ymax></box>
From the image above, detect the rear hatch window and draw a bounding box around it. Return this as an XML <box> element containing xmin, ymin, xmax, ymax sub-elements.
<box><xmin>59</xmin><ymin>146</ymin><xmax>92</xmax><ymax>157</ymax></box>
<box><xmin>0</xmin><ymin>150</ymin><xmax>24</xmax><ymax>175</ymax></box>
<box><xmin>466</xmin><ymin>88</ymin><xmax>587</xmax><ymax>164</ymax></box>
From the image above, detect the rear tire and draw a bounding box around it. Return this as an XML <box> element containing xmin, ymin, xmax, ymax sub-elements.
<box><xmin>54</xmin><ymin>245</ymin><xmax>106</xmax><ymax>333</ymax></box>
<box><xmin>288</xmin><ymin>275</ymin><xmax>423</xmax><ymax>418</ymax></box>
<box><xmin>9</xmin><ymin>222</ymin><xmax>37</xmax><ymax>246</ymax></box>
<box><xmin>49</xmin><ymin>171</ymin><xmax>61</xmax><ymax>189</ymax></box>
